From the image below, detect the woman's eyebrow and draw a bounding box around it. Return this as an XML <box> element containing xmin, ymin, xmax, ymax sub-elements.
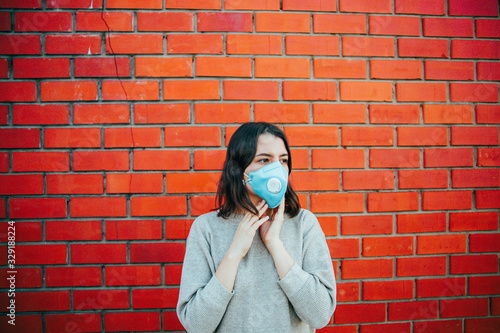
<box><xmin>255</xmin><ymin>153</ymin><xmax>289</xmax><ymax>157</ymax></box>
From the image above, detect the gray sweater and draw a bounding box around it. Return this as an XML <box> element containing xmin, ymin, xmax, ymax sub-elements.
<box><xmin>176</xmin><ymin>209</ymin><xmax>337</xmax><ymax>333</ymax></box>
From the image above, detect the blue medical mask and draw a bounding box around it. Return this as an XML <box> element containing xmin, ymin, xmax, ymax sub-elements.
<box><xmin>243</xmin><ymin>161</ymin><xmax>289</xmax><ymax>208</ymax></box>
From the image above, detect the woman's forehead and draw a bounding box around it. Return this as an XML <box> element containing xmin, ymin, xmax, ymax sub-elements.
<box><xmin>255</xmin><ymin>134</ymin><xmax>287</xmax><ymax>154</ymax></box>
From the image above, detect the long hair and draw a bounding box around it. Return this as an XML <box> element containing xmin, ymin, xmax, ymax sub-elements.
<box><xmin>216</xmin><ymin>122</ymin><xmax>300</xmax><ymax>218</ymax></box>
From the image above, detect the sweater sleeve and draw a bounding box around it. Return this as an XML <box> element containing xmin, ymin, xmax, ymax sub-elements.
<box><xmin>176</xmin><ymin>217</ymin><xmax>234</xmax><ymax>333</ymax></box>
<box><xmin>277</xmin><ymin>210</ymin><xmax>337</xmax><ymax>328</ymax></box>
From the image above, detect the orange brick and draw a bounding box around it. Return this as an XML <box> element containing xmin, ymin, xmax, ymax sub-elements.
<box><xmin>286</xmin><ymin>35</ymin><xmax>339</xmax><ymax>56</ymax></box>
<box><xmin>417</xmin><ymin>234</ymin><xmax>466</xmax><ymax>254</ymax></box>
<box><xmin>343</xmin><ymin>37</ymin><xmax>394</xmax><ymax>57</ymax></box>
<box><xmin>291</xmin><ymin>171</ymin><xmax>340</xmax><ymax>191</ymax></box>
<box><xmin>314</xmin><ymin>59</ymin><xmax>366</xmax><ymax>79</ymax></box>
<box><xmin>398</xmin><ymin>38</ymin><xmax>448</xmax><ymax>58</ymax></box>
<box><xmin>476</xmin><ymin>19</ymin><xmax>500</xmax><ymax>38</ymax></box>
<box><xmin>312</xmin><ymin>149</ymin><xmax>365</xmax><ymax>168</ymax></box>
<box><xmin>15</xmin><ymin>11</ymin><xmax>72</xmax><ymax>31</ymax></box>
<box><xmin>197</xmin><ymin>12</ymin><xmax>252</xmax><ymax>32</ymax></box>
<box><xmin>0</xmin><ymin>82</ymin><xmax>36</xmax><ymax>102</ymax></box>
<box><xmin>255</xmin><ymin>13</ymin><xmax>310</xmax><ymax>33</ymax></box>
<box><xmin>13</xmin><ymin>104</ymin><xmax>69</xmax><ymax>125</ymax></box>
<box><xmin>342</xmin><ymin>126</ymin><xmax>393</xmax><ymax>146</ymax></box>
<box><xmin>224</xmin><ymin>81</ymin><xmax>279</xmax><ymax>101</ymax></box>
<box><xmin>451</xmin><ymin>126</ymin><xmax>499</xmax><ymax>146</ymax></box>
<box><xmin>13</xmin><ymin>57</ymin><xmax>70</xmax><ymax>78</ymax></box>
<box><xmin>313</xmin><ymin>14</ymin><xmax>366</xmax><ymax>34</ymax></box>
<box><xmin>370</xmin><ymin>149</ymin><xmax>420</xmax><ymax>168</ymax></box>
<box><xmin>283</xmin><ymin>0</ymin><xmax>336</xmax><ymax>11</ymax></box>
<box><xmin>76</xmin><ymin>11</ymin><xmax>133</xmax><ymax>31</ymax></box>
<box><xmin>395</xmin><ymin>0</ymin><xmax>445</xmax><ymax>15</ymax></box>
<box><xmin>102</xmin><ymin>80</ymin><xmax>159</xmax><ymax>101</ymax></box>
<box><xmin>369</xmin><ymin>15</ymin><xmax>420</xmax><ymax>36</ymax></box>
<box><xmin>74</xmin><ymin>57</ymin><xmax>130</xmax><ymax>78</ymax></box>
<box><xmin>363</xmin><ymin>237</ymin><xmax>414</xmax><ymax>257</ymax></box>
<box><xmin>165</xmin><ymin>0</ymin><xmax>221</xmax><ymax>9</ymax></box>
<box><xmin>340</xmin><ymin>0</ymin><xmax>391</xmax><ymax>13</ymax></box>
<box><xmin>256</xmin><ymin>58</ymin><xmax>310</xmax><ymax>78</ymax></box>
<box><xmin>46</xmin><ymin>174</ymin><xmax>103</xmax><ymax>195</ymax></box>
<box><xmin>399</xmin><ymin>170</ymin><xmax>448</xmax><ymax>189</ymax></box>
<box><xmin>327</xmin><ymin>238</ymin><xmax>360</xmax><ymax>258</ymax></box>
<box><xmin>478</xmin><ymin>148</ymin><xmax>500</xmax><ymax>167</ymax></box>
<box><xmin>450</xmin><ymin>83</ymin><xmax>498</xmax><ymax>102</ymax></box>
<box><xmin>341</xmin><ymin>215</ymin><xmax>393</xmax><ymax>235</ymax></box>
<box><xmin>70</xmin><ymin>197</ymin><xmax>127</xmax><ymax>218</ymax></box>
<box><xmin>423</xmin><ymin>191</ymin><xmax>472</xmax><ymax>211</ymax></box>
<box><xmin>107</xmin><ymin>173</ymin><xmax>163</xmax><ymax>194</ymax></box>
<box><xmin>342</xmin><ymin>259</ymin><xmax>393</xmax><ymax>279</ymax></box>
<box><xmin>104</xmin><ymin>127</ymin><xmax>161</xmax><ymax>148</ymax></box>
<box><xmin>133</xmin><ymin>150</ymin><xmax>190</xmax><ymax>171</ymax></box>
<box><xmin>369</xmin><ymin>104</ymin><xmax>420</xmax><ymax>124</ymax></box>
<box><xmin>423</xmin><ymin>18</ymin><xmax>473</xmax><ymax>37</ymax></box>
<box><xmin>368</xmin><ymin>192</ymin><xmax>419</xmax><ymax>212</ymax></box>
<box><xmin>340</xmin><ymin>81</ymin><xmax>392</xmax><ymax>101</ymax></box>
<box><xmin>12</xmin><ymin>151</ymin><xmax>69</xmax><ymax>172</ymax></box>
<box><xmin>423</xmin><ymin>104</ymin><xmax>473</xmax><ymax>124</ymax></box>
<box><xmin>106</xmin><ymin>34</ymin><xmax>163</xmax><ymax>54</ymax></box>
<box><xmin>311</xmin><ymin>193</ymin><xmax>364</xmax><ymax>213</ymax></box>
<box><xmin>396</xmin><ymin>82</ymin><xmax>447</xmax><ymax>102</ymax></box>
<box><xmin>225</xmin><ymin>0</ymin><xmax>279</xmax><ymax>10</ymax></box>
<box><xmin>363</xmin><ymin>280</ymin><xmax>413</xmax><ymax>301</ymax></box>
<box><xmin>284</xmin><ymin>126</ymin><xmax>338</xmax><ymax>146</ymax></box>
<box><xmin>41</xmin><ymin>81</ymin><xmax>97</xmax><ymax>102</ymax></box>
<box><xmin>167</xmin><ymin>34</ymin><xmax>223</xmax><ymax>54</ymax></box>
<box><xmin>191</xmin><ymin>195</ymin><xmax>217</xmax><ymax>216</ymax></box>
<box><xmin>290</xmin><ymin>149</ymin><xmax>309</xmax><ymax>169</ymax></box>
<box><xmin>44</xmin><ymin>128</ymin><xmax>100</xmax><ymax>148</ymax></box>
<box><xmin>397</xmin><ymin>256</ymin><xmax>446</xmax><ymax>277</ymax></box>
<box><xmin>397</xmin><ymin>213</ymin><xmax>447</xmax><ymax>233</ymax></box>
<box><xmin>73</xmin><ymin>151</ymin><xmax>129</xmax><ymax>171</ymax></box>
<box><xmin>0</xmin><ymin>34</ymin><xmax>41</xmax><ymax>55</ymax></box>
<box><xmin>196</xmin><ymin>57</ymin><xmax>251</xmax><ymax>77</ymax></box>
<box><xmin>193</xmin><ymin>150</ymin><xmax>226</xmax><ymax>170</ymax></box>
<box><xmin>313</xmin><ymin>104</ymin><xmax>366</xmax><ymax>124</ymax></box>
<box><xmin>424</xmin><ymin>148</ymin><xmax>473</xmax><ymax>167</ymax></box>
<box><xmin>227</xmin><ymin>35</ymin><xmax>282</xmax><ymax>55</ymax></box>
<box><xmin>370</xmin><ymin>59</ymin><xmax>421</xmax><ymax>79</ymax></box>
<box><xmin>135</xmin><ymin>57</ymin><xmax>192</xmax><ymax>77</ymax></box>
<box><xmin>283</xmin><ymin>81</ymin><xmax>336</xmax><ymax>101</ymax></box>
<box><xmin>343</xmin><ymin>170</ymin><xmax>394</xmax><ymax>190</ymax></box>
<box><xmin>397</xmin><ymin>126</ymin><xmax>447</xmax><ymax>146</ymax></box>
<box><xmin>194</xmin><ymin>103</ymin><xmax>250</xmax><ymax>123</ymax></box>
<box><xmin>131</xmin><ymin>196</ymin><xmax>187</xmax><ymax>216</ymax></box>
<box><xmin>164</xmin><ymin>126</ymin><xmax>220</xmax><ymax>147</ymax></box>
<box><xmin>73</xmin><ymin>103</ymin><xmax>130</xmax><ymax>124</ymax></box>
<box><xmin>477</xmin><ymin>62</ymin><xmax>500</xmax><ymax>81</ymax></box>
<box><xmin>107</xmin><ymin>0</ymin><xmax>162</xmax><ymax>9</ymax></box>
<box><xmin>452</xmin><ymin>169</ymin><xmax>500</xmax><ymax>188</ymax></box>
<box><xmin>449</xmin><ymin>0</ymin><xmax>498</xmax><ymax>16</ymax></box>
<box><xmin>449</xmin><ymin>212</ymin><xmax>499</xmax><ymax>232</ymax></box>
<box><xmin>134</xmin><ymin>103</ymin><xmax>190</xmax><ymax>124</ymax></box>
<box><xmin>166</xmin><ymin>173</ymin><xmax>220</xmax><ymax>193</ymax></box>
<box><xmin>164</xmin><ymin>80</ymin><xmax>219</xmax><ymax>100</ymax></box>
<box><xmin>137</xmin><ymin>12</ymin><xmax>193</xmax><ymax>32</ymax></box>
<box><xmin>424</xmin><ymin>60</ymin><xmax>474</xmax><ymax>80</ymax></box>
<box><xmin>476</xmin><ymin>105</ymin><xmax>500</xmax><ymax>124</ymax></box>
<box><xmin>254</xmin><ymin>103</ymin><xmax>309</xmax><ymax>123</ymax></box>
<box><xmin>451</xmin><ymin>40</ymin><xmax>499</xmax><ymax>59</ymax></box>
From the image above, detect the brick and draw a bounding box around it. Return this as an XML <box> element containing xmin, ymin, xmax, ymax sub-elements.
<box><xmin>478</xmin><ymin>148</ymin><xmax>500</xmax><ymax>166</ymax></box>
<box><xmin>165</xmin><ymin>126</ymin><xmax>220</xmax><ymax>146</ymax></box>
<box><xmin>397</xmin><ymin>126</ymin><xmax>448</xmax><ymax>146</ymax></box>
<box><xmin>191</xmin><ymin>195</ymin><xmax>217</xmax><ymax>216</ymax></box>
<box><xmin>46</xmin><ymin>267</ymin><xmax>102</xmax><ymax>287</ymax></box>
<box><xmin>73</xmin><ymin>289</ymin><xmax>128</xmax><ymax>310</ymax></box>
<box><xmin>494</xmin><ymin>298</ymin><xmax>500</xmax><ymax>315</ymax></box>
<box><xmin>0</xmin><ymin>34</ymin><xmax>41</xmax><ymax>55</ymax></box>
<box><xmin>396</xmin><ymin>256</ymin><xmax>446</xmax><ymax>277</ymax></box>
<box><xmin>136</xmin><ymin>57</ymin><xmax>192</xmax><ymax>77</ymax></box>
<box><xmin>133</xmin><ymin>288</ymin><xmax>179</xmax><ymax>308</ymax></box>
<box><xmin>73</xmin><ymin>151</ymin><xmax>129</xmax><ymax>171</ymax></box>
<box><xmin>370</xmin><ymin>149</ymin><xmax>420</xmax><ymax>168</ymax></box>
<box><xmin>130</xmin><ymin>242</ymin><xmax>185</xmax><ymax>262</ymax></box>
<box><xmin>476</xmin><ymin>19</ymin><xmax>500</xmax><ymax>38</ymax></box>
<box><xmin>163</xmin><ymin>311</ymin><xmax>184</xmax><ymax>331</ymax></box>
<box><xmin>424</xmin><ymin>148</ymin><xmax>473</xmax><ymax>167</ymax></box>
<box><xmin>166</xmin><ymin>172</ymin><xmax>219</xmax><ymax>193</ymax></box>
<box><xmin>15</xmin><ymin>291</ymin><xmax>70</xmax><ymax>312</ymax></box>
<box><xmin>104</xmin><ymin>127</ymin><xmax>161</xmax><ymax>147</ymax></box>
<box><xmin>342</xmin><ymin>81</ymin><xmax>393</xmax><ymax>102</ymax></box>
<box><xmin>312</xmin><ymin>149</ymin><xmax>365</xmax><ymax>168</ymax></box>
<box><xmin>327</xmin><ymin>238</ymin><xmax>359</xmax><ymax>258</ymax></box>
<box><xmin>12</xmin><ymin>152</ymin><xmax>69</xmax><ymax>172</ymax></box>
<box><xmin>314</xmin><ymin>104</ymin><xmax>366</xmax><ymax>124</ymax></box>
<box><xmin>397</xmin><ymin>212</ymin><xmax>447</xmax><ymax>234</ymax></box>
<box><xmin>396</xmin><ymin>82</ymin><xmax>447</xmax><ymax>102</ymax></box>
<box><xmin>105</xmin><ymin>266</ymin><xmax>161</xmax><ymax>286</ymax></box>
<box><xmin>0</xmin><ymin>267</ymin><xmax>41</xmax><ymax>287</ymax></box>
<box><xmin>0</xmin><ymin>175</ymin><xmax>42</xmax><ymax>195</ymax></box>
<box><xmin>342</xmin><ymin>259</ymin><xmax>393</xmax><ymax>279</ymax></box>
<box><xmin>283</xmin><ymin>81</ymin><xmax>336</xmax><ymax>101</ymax></box>
<box><xmin>167</xmin><ymin>34</ymin><xmax>222</xmax><ymax>54</ymax></box>
<box><xmin>363</xmin><ymin>280</ymin><xmax>413</xmax><ymax>301</ymax></box>
<box><xmin>369</xmin><ymin>15</ymin><xmax>420</xmax><ymax>36</ymax></box>
<box><xmin>370</xmin><ymin>59</ymin><xmax>421</xmax><ymax>80</ymax></box>
<box><xmin>450</xmin><ymin>254</ymin><xmax>498</xmax><ymax>274</ymax></box>
<box><xmin>225</xmin><ymin>0</ymin><xmax>278</xmax><ymax>10</ymax></box>
<box><xmin>48</xmin><ymin>0</ymin><xmax>103</xmax><ymax>8</ymax></box>
<box><xmin>334</xmin><ymin>303</ymin><xmax>385</xmax><ymax>324</ymax></box>
<box><xmin>45</xmin><ymin>314</ymin><xmax>101</xmax><ymax>333</ymax></box>
<box><xmin>450</xmin><ymin>83</ymin><xmax>498</xmax><ymax>102</ymax></box>
<box><xmin>336</xmin><ymin>282</ymin><xmax>359</xmax><ymax>302</ymax></box>
<box><xmin>164</xmin><ymin>80</ymin><xmax>219</xmax><ymax>100</ymax></box>
<box><xmin>398</xmin><ymin>38</ymin><xmax>448</xmax><ymax>58</ymax></box>
<box><xmin>44</xmin><ymin>127</ymin><xmax>100</xmax><ymax>148</ymax></box>
<box><xmin>452</xmin><ymin>40</ymin><xmax>500</xmax><ymax>59</ymax></box>
<box><xmin>369</xmin><ymin>104</ymin><xmax>420</xmax><ymax>124</ymax></box>
<box><xmin>283</xmin><ymin>0</ymin><xmax>336</xmax><ymax>11</ymax></box>
<box><xmin>106</xmin><ymin>220</ymin><xmax>162</xmax><ymax>240</ymax></box>
<box><xmin>102</xmin><ymin>80</ymin><xmax>159</xmax><ymax>101</ymax></box>
<box><xmin>341</xmin><ymin>215</ymin><xmax>392</xmax><ymax>235</ymax></box>
<box><xmin>106</xmin><ymin>34</ymin><xmax>163</xmax><ymax>54</ymax></box>
<box><xmin>477</xmin><ymin>62</ymin><xmax>500</xmax><ymax>81</ymax></box>
<box><xmin>133</xmin><ymin>150</ymin><xmax>189</xmax><ymax>170</ymax></box>
<box><xmin>74</xmin><ymin>57</ymin><xmax>130</xmax><ymax>77</ymax></box>
<box><xmin>368</xmin><ymin>192</ymin><xmax>419</xmax><ymax>212</ymax></box>
<box><xmin>225</xmin><ymin>80</ymin><xmax>279</xmax><ymax>101</ymax></box>
<box><xmin>395</xmin><ymin>0</ymin><xmax>445</xmax><ymax>14</ymax></box>
<box><xmin>0</xmin><ymin>199</ymin><xmax>4</xmax><ymax>218</ymax></box>
<box><xmin>46</xmin><ymin>220</ymin><xmax>102</xmax><ymax>241</ymax></box>
<box><xmin>74</xmin><ymin>104</ymin><xmax>129</xmax><ymax>124</ymax></box>
<box><xmin>343</xmin><ymin>170</ymin><xmax>394</xmax><ymax>190</ymax></box>
<box><xmin>197</xmin><ymin>12</ymin><xmax>252</xmax><ymax>32</ymax></box>
<box><xmin>106</xmin><ymin>0</ymin><xmax>161</xmax><ymax>8</ymax></box>
<box><xmin>423</xmin><ymin>18</ymin><xmax>473</xmax><ymax>37</ymax></box>
<box><xmin>476</xmin><ymin>190</ymin><xmax>500</xmax><ymax>209</ymax></box>
<box><xmin>15</xmin><ymin>11</ymin><xmax>71</xmax><ymax>32</ymax></box>
<box><xmin>0</xmin><ymin>58</ymin><xmax>7</xmax><ymax>77</ymax></box>
<box><xmin>315</xmin><ymin>59</ymin><xmax>366</xmax><ymax>79</ymax></box>
<box><xmin>340</xmin><ymin>0</ymin><xmax>391</xmax><ymax>13</ymax></box>
<box><xmin>388</xmin><ymin>300</ymin><xmax>438</xmax><ymax>321</ymax></box>
<box><xmin>476</xmin><ymin>104</ymin><xmax>500</xmax><ymax>124</ymax></box>
<box><xmin>71</xmin><ymin>243</ymin><xmax>127</xmax><ymax>264</ymax></box>
<box><xmin>0</xmin><ymin>152</ymin><xmax>8</xmax><ymax>172</ymax></box>
<box><xmin>41</xmin><ymin>81</ymin><xmax>97</xmax><ymax>101</ymax></box>
<box><xmin>465</xmin><ymin>318</ymin><xmax>500</xmax><ymax>333</ymax></box>
<box><xmin>0</xmin><ymin>82</ymin><xmax>36</xmax><ymax>102</ymax></box>
<box><xmin>316</xmin><ymin>216</ymin><xmax>337</xmax><ymax>237</ymax></box>
<box><xmin>440</xmin><ymin>298</ymin><xmax>488</xmax><ymax>318</ymax></box>
<box><xmin>70</xmin><ymin>197</ymin><xmax>127</xmax><ymax>218</ymax></box>
<box><xmin>14</xmin><ymin>244</ymin><xmax>67</xmax><ymax>265</ymax></box>
<box><xmin>450</xmin><ymin>212</ymin><xmax>498</xmax><ymax>231</ymax></box>
<box><xmin>47</xmin><ymin>174</ymin><xmax>104</xmax><ymax>194</ymax></box>
<box><xmin>416</xmin><ymin>277</ymin><xmax>466</xmax><ymax>298</ymax></box>
<box><xmin>286</xmin><ymin>35</ymin><xmax>339</xmax><ymax>57</ymax></box>
<box><xmin>0</xmin><ymin>128</ymin><xmax>39</xmax><ymax>148</ymax></box>
<box><xmin>256</xmin><ymin>57</ymin><xmax>310</xmax><ymax>78</ymax></box>
<box><xmin>311</xmin><ymin>193</ymin><xmax>364</xmax><ymax>213</ymax></box>
<box><xmin>193</xmin><ymin>150</ymin><xmax>226</xmax><ymax>170</ymax></box>
<box><xmin>256</xmin><ymin>13</ymin><xmax>309</xmax><ymax>33</ymax></box>
<box><xmin>105</xmin><ymin>312</ymin><xmax>160</xmax><ymax>331</ymax></box>
<box><xmin>254</xmin><ymin>103</ymin><xmax>308</xmax><ymax>124</ymax></box>
<box><xmin>10</xmin><ymin>198</ymin><xmax>67</xmax><ymax>219</ymax></box>
<box><xmin>471</xmin><ymin>232</ymin><xmax>500</xmax><ymax>254</ymax></box>
<box><xmin>45</xmin><ymin>34</ymin><xmax>100</xmax><ymax>54</ymax></box>
<box><xmin>399</xmin><ymin>169</ymin><xmax>448</xmax><ymax>189</ymax></box>
<box><xmin>343</xmin><ymin>37</ymin><xmax>394</xmax><ymax>57</ymax></box>
<box><xmin>137</xmin><ymin>12</ymin><xmax>192</xmax><ymax>32</ymax></box>
<box><xmin>425</xmin><ymin>60</ymin><xmax>474</xmax><ymax>81</ymax></box>
<box><xmin>452</xmin><ymin>169</ymin><xmax>499</xmax><ymax>188</ymax></box>
<box><xmin>76</xmin><ymin>11</ymin><xmax>133</xmax><ymax>31</ymax></box>
<box><xmin>196</xmin><ymin>57</ymin><xmax>251</xmax><ymax>77</ymax></box>
<box><xmin>449</xmin><ymin>0</ymin><xmax>498</xmax><ymax>16</ymax></box>
<box><xmin>0</xmin><ymin>222</ymin><xmax>42</xmax><ymax>242</ymax></box>
<box><xmin>423</xmin><ymin>191</ymin><xmax>472</xmax><ymax>210</ymax></box>
<box><xmin>13</xmin><ymin>104</ymin><xmax>69</xmax><ymax>125</ymax></box>
<box><xmin>451</xmin><ymin>126</ymin><xmax>499</xmax><ymax>145</ymax></box>
<box><xmin>0</xmin><ymin>0</ymin><xmax>41</xmax><ymax>8</ymax></box>
<box><xmin>165</xmin><ymin>0</ymin><xmax>221</xmax><ymax>9</ymax></box>
<box><xmin>195</xmin><ymin>103</ymin><xmax>250</xmax><ymax>123</ymax></box>
<box><xmin>417</xmin><ymin>234</ymin><xmax>466</xmax><ymax>254</ymax></box>
<box><xmin>131</xmin><ymin>196</ymin><xmax>187</xmax><ymax>216</ymax></box>
<box><xmin>134</xmin><ymin>103</ymin><xmax>190</xmax><ymax>124</ymax></box>
<box><xmin>13</xmin><ymin>57</ymin><xmax>69</xmax><ymax>78</ymax></box>
<box><xmin>313</xmin><ymin>14</ymin><xmax>366</xmax><ymax>34</ymax></box>
<box><xmin>361</xmin><ymin>323</ymin><xmax>412</xmax><ymax>333</ymax></box>
<box><xmin>0</xmin><ymin>12</ymin><xmax>9</xmax><ymax>31</ymax></box>
<box><xmin>468</xmin><ymin>276</ymin><xmax>500</xmax><ymax>295</ymax></box>
<box><xmin>423</xmin><ymin>104</ymin><xmax>473</xmax><ymax>124</ymax></box>
<box><xmin>342</xmin><ymin>126</ymin><xmax>393</xmax><ymax>146</ymax></box>
<box><xmin>285</xmin><ymin>126</ymin><xmax>338</xmax><ymax>146</ymax></box>
<box><xmin>292</xmin><ymin>171</ymin><xmax>340</xmax><ymax>191</ymax></box>
<box><xmin>227</xmin><ymin>34</ymin><xmax>281</xmax><ymax>55</ymax></box>
<box><xmin>363</xmin><ymin>236</ymin><xmax>413</xmax><ymax>256</ymax></box>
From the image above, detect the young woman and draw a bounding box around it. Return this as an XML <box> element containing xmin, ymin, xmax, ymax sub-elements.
<box><xmin>177</xmin><ymin>122</ymin><xmax>336</xmax><ymax>332</ymax></box>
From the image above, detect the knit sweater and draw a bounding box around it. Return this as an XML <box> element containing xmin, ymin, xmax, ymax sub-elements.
<box><xmin>176</xmin><ymin>209</ymin><xmax>336</xmax><ymax>333</ymax></box>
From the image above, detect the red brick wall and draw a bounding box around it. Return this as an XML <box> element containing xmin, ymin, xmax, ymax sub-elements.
<box><xmin>0</xmin><ymin>0</ymin><xmax>499</xmax><ymax>332</ymax></box>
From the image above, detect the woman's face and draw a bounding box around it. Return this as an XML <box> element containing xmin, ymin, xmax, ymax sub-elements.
<box><xmin>243</xmin><ymin>133</ymin><xmax>289</xmax><ymax>205</ymax></box>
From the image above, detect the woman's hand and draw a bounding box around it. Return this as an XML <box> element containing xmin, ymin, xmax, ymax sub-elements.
<box><xmin>259</xmin><ymin>198</ymin><xmax>285</xmax><ymax>248</ymax></box>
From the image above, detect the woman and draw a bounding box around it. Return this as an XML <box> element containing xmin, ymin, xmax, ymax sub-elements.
<box><xmin>177</xmin><ymin>122</ymin><xmax>336</xmax><ymax>332</ymax></box>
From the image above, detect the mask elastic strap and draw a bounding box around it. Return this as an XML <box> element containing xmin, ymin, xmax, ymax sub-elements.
<box><xmin>242</xmin><ymin>173</ymin><xmax>250</xmax><ymax>185</ymax></box>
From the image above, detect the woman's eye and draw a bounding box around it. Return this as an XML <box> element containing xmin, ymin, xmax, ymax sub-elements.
<box><xmin>281</xmin><ymin>159</ymin><xmax>288</xmax><ymax>164</ymax></box>
<box><xmin>258</xmin><ymin>158</ymin><xmax>269</xmax><ymax>163</ymax></box>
